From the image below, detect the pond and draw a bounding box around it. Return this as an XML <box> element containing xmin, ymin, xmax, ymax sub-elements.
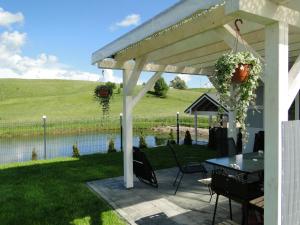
<box><xmin>0</xmin><ymin>132</ymin><xmax>207</xmax><ymax>164</ymax></box>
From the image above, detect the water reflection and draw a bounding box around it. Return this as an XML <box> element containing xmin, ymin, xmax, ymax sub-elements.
<box><xmin>0</xmin><ymin>133</ymin><xmax>169</xmax><ymax>164</ymax></box>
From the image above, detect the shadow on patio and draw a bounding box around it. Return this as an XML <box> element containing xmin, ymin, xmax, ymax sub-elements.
<box><xmin>88</xmin><ymin>167</ymin><xmax>243</xmax><ymax>225</ymax></box>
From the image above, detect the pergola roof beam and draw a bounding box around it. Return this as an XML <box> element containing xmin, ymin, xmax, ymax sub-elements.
<box><xmin>91</xmin><ymin>0</ymin><xmax>226</xmax><ymax>64</ymax></box>
<box><xmin>225</xmin><ymin>0</ymin><xmax>300</xmax><ymax>28</ymax></box>
<box><xmin>114</xmin><ymin>5</ymin><xmax>233</xmax><ymax>62</ymax></box>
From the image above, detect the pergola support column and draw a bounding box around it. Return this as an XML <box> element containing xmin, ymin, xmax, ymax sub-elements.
<box><xmin>264</xmin><ymin>21</ymin><xmax>289</xmax><ymax>225</ymax></box>
<box><xmin>123</xmin><ymin>69</ymin><xmax>134</xmax><ymax>189</ymax></box>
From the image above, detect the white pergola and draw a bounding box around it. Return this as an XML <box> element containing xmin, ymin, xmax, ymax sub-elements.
<box><xmin>92</xmin><ymin>1</ymin><xmax>300</xmax><ymax>224</ymax></box>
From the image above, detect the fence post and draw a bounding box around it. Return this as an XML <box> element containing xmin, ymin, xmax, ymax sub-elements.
<box><xmin>42</xmin><ymin>115</ymin><xmax>47</xmax><ymax>159</ymax></box>
<box><xmin>176</xmin><ymin>112</ymin><xmax>179</xmax><ymax>145</ymax></box>
<box><xmin>120</xmin><ymin>113</ymin><xmax>123</xmax><ymax>151</ymax></box>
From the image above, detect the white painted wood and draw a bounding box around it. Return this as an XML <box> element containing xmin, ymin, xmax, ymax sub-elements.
<box><xmin>114</xmin><ymin>5</ymin><xmax>232</xmax><ymax>62</ymax></box>
<box><xmin>225</xmin><ymin>0</ymin><xmax>300</xmax><ymax>28</ymax></box>
<box><xmin>288</xmin><ymin>54</ymin><xmax>300</xmax><ymax>107</ymax></box>
<box><xmin>125</xmin><ymin>57</ymin><xmax>147</xmax><ymax>95</ymax></box>
<box><xmin>194</xmin><ymin>112</ymin><xmax>198</xmax><ymax>143</ymax></box>
<box><xmin>123</xmin><ymin>69</ymin><xmax>134</xmax><ymax>189</ymax></box>
<box><xmin>97</xmin><ymin>59</ymin><xmax>204</xmax><ymax>75</ymax></box>
<box><xmin>264</xmin><ymin>21</ymin><xmax>289</xmax><ymax>225</ymax></box>
<box><xmin>132</xmin><ymin>71</ymin><xmax>164</xmax><ymax>107</ymax></box>
<box><xmin>92</xmin><ymin>0</ymin><xmax>225</xmax><ymax>64</ymax></box>
<box><xmin>296</xmin><ymin>92</ymin><xmax>300</xmax><ymax>120</ymax></box>
<box><xmin>282</xmin><ymin>120</ymin><xmax>300</xmax><ymax>225</ymax></box>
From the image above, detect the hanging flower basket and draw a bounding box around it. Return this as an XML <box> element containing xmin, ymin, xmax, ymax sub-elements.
<box><xmin>98</xmin><ymin>86</ymin><xmax>110</xmax><ymax>98</ymax></box>
<box><xmin>212</xmin><ymin>51</ymin><xmax>262</xmax><ymax>142</ymax></box>
<box><xmin>94</xmin><ymin>85</ymin><xmax>113</xmax><ymax>116</ymax></box>
<box><xmin>232</xmin><ymin>63</ymin><xmax>251</xmax><ymax>83</ymax></box>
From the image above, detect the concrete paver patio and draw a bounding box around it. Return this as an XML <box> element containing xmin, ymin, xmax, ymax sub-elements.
<box><xmin>87</xmin><ymin>168</ymin><xmax>243</xmax><ymax>225</ymax></box>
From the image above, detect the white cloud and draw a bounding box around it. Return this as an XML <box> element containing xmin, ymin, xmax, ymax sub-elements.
<box><xmin>110</xmin><ymin>14</ymin><xmax>141</xmax><ymax>31</ymax></box>
<box><xmin>0</xmin><ymin>31</ymin><xmax>120</xmax><ymax>82</ymax></box>
<box><xmin>0</xmin><ymin>8</ymin><xmax>121</xmax><ymax>83</ymax></box>
<box><xmin>0</xmin><ymin>8</ymin><xmax>24</xmax><ymax>27</ymax></box>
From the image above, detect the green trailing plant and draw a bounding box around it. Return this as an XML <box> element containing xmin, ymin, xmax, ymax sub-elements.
<box><xmin>32</xmin><ymin>148</ymin><xmax>37</xmax><ymax>161</ymax></box>
<box><xmin>94</xmin><ymin>85</ymin><xmax>113</xmax><ymax>116</ymax></box>
<box><xmin>168</xmin><ymin>129</ymin><xmax>176</xmax><ymax>144</ymax></box>
<box><xmin>107</xmin><ymin>138</ymin><xmax>117</xmax><ymax>153</ymax></box>
<box><xmin>72</xmin><ymin>144</ymin><xmax>80</xmax><ymax>158</ymax></box>
<box><xmin>213</xmin><ymin>51</ymin><xmax>262</xmax><ymax>142</ymax></box>
<box><xmin>139</xmin><ymin>131</ymin><xmax>148</xmax><ymax>149</ymax></box>
<box><xmin>183</xmin><ymin>130</ymin><xmax>192</xmax><ymax>145</ymax></box>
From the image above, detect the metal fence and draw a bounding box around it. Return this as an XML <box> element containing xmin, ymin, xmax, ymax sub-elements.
<box><xmin>0</xmin><ymin>115</ymin><xmax>209</xmax><ymax>165</ymax></box>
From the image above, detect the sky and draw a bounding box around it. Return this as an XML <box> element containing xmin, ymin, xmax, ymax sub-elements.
<box><xmin>0</xmin><ymin>0</ymin><xmax>212</xmax><ymax>88</ymax></box>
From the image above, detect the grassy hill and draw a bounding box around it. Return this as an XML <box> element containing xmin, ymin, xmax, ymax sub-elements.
<box><xmin>0</xmin><ymin>79</ymin><xmax>214</xmax><ymax>122</ymax></box>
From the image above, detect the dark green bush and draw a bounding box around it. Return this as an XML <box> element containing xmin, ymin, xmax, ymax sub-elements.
<box><xmin>72</xmin><ymin>144</ymin><xmax>80</xmax><ymax>157</ymax></box>
<box><xmin>154</xmin><ymin>77</ymin><xmax>169</xmax><ymax>98</ymax></box>
<box><xmin>107</xmin><ymin>138</ymin><xmax>117</xmax><ymax>153</ymax></box>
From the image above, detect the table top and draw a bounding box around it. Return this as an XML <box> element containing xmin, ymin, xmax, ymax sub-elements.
<box><xmin>205</xmin><ymin>152</ymin><xmax>264</xmax><ymax>174</ymax></box>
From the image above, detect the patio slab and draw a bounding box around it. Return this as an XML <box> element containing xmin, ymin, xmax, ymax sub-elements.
<box><xmin>87</xmin><ymin>168</ymin><xmax>243</xmax><ymax>225</ymax></box>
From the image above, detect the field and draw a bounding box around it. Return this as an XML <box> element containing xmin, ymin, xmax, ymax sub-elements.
<box><xmin>0</xmin><ymin>79</ymin><xmax>214</xmax><ymax>122</ymax></box>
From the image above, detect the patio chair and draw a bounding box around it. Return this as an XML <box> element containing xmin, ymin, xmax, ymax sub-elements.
<box><xmin>167</xmin><ymin>141</ymin><xmax>208</xmax><ymax>195</ymax></box>
<box><xmin>227</xmin><ymin>138</ymin><xmax>238</xmax><ymax>156</ymax></box>
<box><xmin>133</xmin><ymin>147</ymin><xmax>158</xmax><ymax>188</ymax></box>
<box><xmin>211</xmin><ymin>170</ymin><xmax>263</xmax><ymax>225</ymax></box>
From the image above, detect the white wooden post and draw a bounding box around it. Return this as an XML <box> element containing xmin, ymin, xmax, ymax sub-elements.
<box><xmin>295</xmin><ymin>92</ymin><xmax>299</xmax><ymax>120</ymax></box>
<box><xmin>264</xmin><ymin>21</ymin><xmax>289</xmax><ymax>225</ymax></box>
<box><xmin>194</xmin><ymin>112</ymin><xmax>198</xmax><ymax>144</ymax></box>
<box><xmin>228</xmin><ymin>110</ymin><xmax>237</xmax><ymax>142</ymax></box>
<box><xmin>123</xmin><ymin>69</ymin><xmax>134</xmax><ymax>189</ymax></box>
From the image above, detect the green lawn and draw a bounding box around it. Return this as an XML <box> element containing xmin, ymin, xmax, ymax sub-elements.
<box><xmin>0</xmin><ymin>79</ymin><xmax>214</xmax><ymax>122</ymax></box>
<box><xmin>0</xmin><ymin>145</ymin><xmax>216</xmax><ymax>225</ymax></box>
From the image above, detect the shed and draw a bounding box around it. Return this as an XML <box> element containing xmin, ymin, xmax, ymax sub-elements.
<box><xmin>184</xmin><ymin>93</ymin><xmax>228</xmax><ymax>143</ymax></box>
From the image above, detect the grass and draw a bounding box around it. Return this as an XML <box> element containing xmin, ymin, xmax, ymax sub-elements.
<box><xmin>0</xmin><ymin>79</ymin><xmax>215</xmax><ymax>122</ymax></box>
<box><xmin>0</xmin><ymin>145</ymin><xmax>216</xmax><ymax>225</ymax></box>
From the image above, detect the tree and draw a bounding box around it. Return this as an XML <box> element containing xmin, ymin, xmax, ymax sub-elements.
<box><xmin>105</xmin><ymin>81</ymin><xmax>116</xmax><ymax>90</ymax></box>
<box><xmin>154</xmin><ymin>77</ymin><xmax>169</xmax><ymax>98</ymax></box>
<box><xmin>170</xmin><ymin>76</ymin><xmax>187</xmax><ymax>90</ymax></box>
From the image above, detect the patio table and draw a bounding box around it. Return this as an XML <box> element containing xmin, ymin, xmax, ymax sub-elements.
<box><xmin>205</xmin><ymin>152</ymin><xmax>264</xmax><ymax>174</ymax></box>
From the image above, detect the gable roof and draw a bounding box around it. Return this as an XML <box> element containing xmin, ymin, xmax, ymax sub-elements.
<box><xmin>184</xmin><ymin>93</ymin><xmax>228</xmax><ymax>114</ymax></box>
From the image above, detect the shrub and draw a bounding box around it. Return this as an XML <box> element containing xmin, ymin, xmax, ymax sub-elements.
<box><xmin>168</xmin><ymin>129</ymin><xmax>176</xmax><ymax>144</ymax></box>
<box><xmin>184</xmin><ymin>130</ymin><xmax>192</xmax><ymax>145</ymax></box>
<box><xmin>170</xmin><ymin>76</ymin><xmax>187</xmax><ymax>90</ymax></box>
<box><xmin>154</xmin><ymin>77</ymin><xmax>169</xmax><ymax>98</ymax></box>
<box><xmin>32</xmin><ymin>148</ymin><xmax>37</xmax><ymax>160</ymax></box>
<box><xmin>155</xmin><ymin>136</ymin><xmax>166</xmax><ymax>146</ymax></box>
<box><xmin>105</xmin><ymin>81</ymin><xmax>116</xmax><ymax>90</ymax></box>
<box><xmin>107</xmin><ymin>138</ymin><xmax>117</xmax><ymax>153</ymax></box>
<box><xmin>139</xmin><ymin>131</ymin><xmax>148</xmax><ymax>149</ymax></box>
<box><xmin>72</xmin><ymin>144</ymin><xmax>80</xmax><ymax>158</ymax></box>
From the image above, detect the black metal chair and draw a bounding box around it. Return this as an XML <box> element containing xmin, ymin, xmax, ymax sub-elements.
<box><xmin>133</xmin><ymin>147</ymin><xmax>158</xmax><ymax>188</ymax></box>
<box><xmin>227</xmin><ymin>138</ymin><xmax>238</xmax><ymax>156</ymax></box>
<box><xmin>211</xmin><ymin>170</ymin><xmax>263</xmax><ymax>225</ymax></box>
<box><xmin>167</xmin><ymin>141</ymin><xmax>208</xmax><ymax>194</ymax></box>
